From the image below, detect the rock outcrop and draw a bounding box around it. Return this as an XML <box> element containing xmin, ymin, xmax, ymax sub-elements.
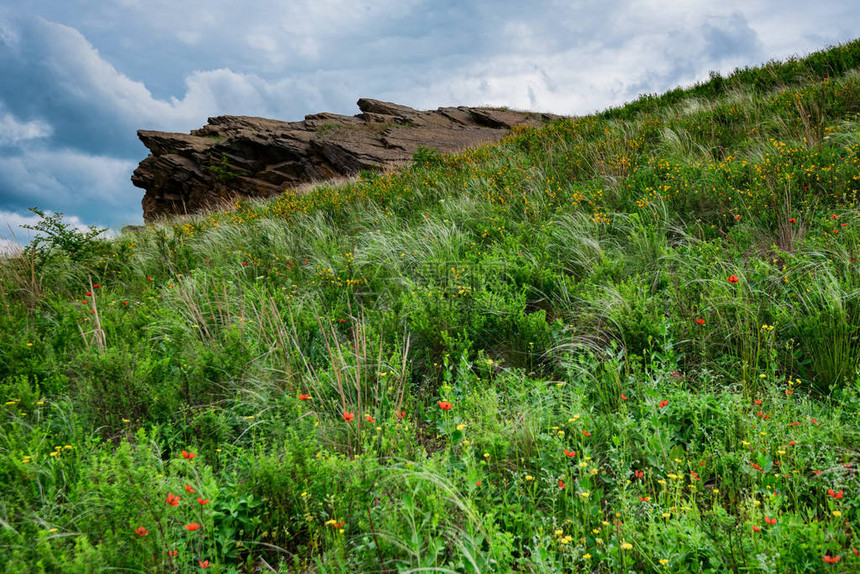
<box><xmin>132</xmin><ymin>98</ymin><xmax>558</xmax><ymax>221</ymax></box>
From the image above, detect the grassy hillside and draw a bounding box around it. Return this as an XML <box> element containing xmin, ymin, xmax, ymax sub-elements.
<box><xmin>1</xmin><ymin>40</ymin><xmax>860</xmax><ymax>572</ymax></box>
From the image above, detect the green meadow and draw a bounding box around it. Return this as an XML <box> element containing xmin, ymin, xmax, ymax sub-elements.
<box><xmin>1</xmin><ymin>40</ymin><xmax>859</xmax><ymax>572</ymax></box>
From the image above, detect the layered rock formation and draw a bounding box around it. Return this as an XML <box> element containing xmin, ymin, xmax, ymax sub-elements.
<box><xmin>132</xmin><ymin>98</ymin><xmax>558</xmax><ymax>221</ymax></box>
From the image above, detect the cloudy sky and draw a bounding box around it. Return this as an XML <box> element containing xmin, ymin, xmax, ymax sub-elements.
<box><xmin>0</xmin><ymin>1</ymin><xmax>857</xmax><ymax>247</ymax></box>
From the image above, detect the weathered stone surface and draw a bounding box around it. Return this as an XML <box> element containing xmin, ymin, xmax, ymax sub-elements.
<box><xmin>132</xmin><ymin>99</ymin><xmax>559</xmax><ymax>221</ymax></box>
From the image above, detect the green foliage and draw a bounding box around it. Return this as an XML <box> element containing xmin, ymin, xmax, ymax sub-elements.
<box><xmin>22</xmin><ymin>206</ymin><xmax>107</xmax><ymax>263</ymax></box>
<box><xmin>1</xmin><ymin>41</ymin><xmax>860</xmax><ymax>571</ymax></box>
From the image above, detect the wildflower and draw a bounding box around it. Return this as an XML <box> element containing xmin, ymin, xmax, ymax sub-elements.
<box><xmin>185</xmin><ymin>522</ymin><xmax>201</xmax><ymax>531</ymax></box>
<box><xmin>728</xmin><ymin>274</ymin><xmax>739</xmax><ymax>284</ymax></box>
<box><xmin>147</xmin><ymin>277</ymin><xmax>153</xmax><ymax>281</ymax></box>
<box><xmin>657</xmin><ymin>400</ymin><xmax>668</xmax><ymax>408</ymax></box>
<box><xmin>583</xmin><ymin>553</ymin><xmax>592</xmax><ymax>559</ymax></box>
<box><xmin>580</xmin><ymin>491</ymin><xmax>590</xmax><ymax>498</ymax></box>
<box><xmin>181</xmin><ymin>450</ymin><xmax>196</xmax><ymax>460</ymax></box>
<box><xmin>396</xmin><ymin>411</ymin><xmax>406</xmax><ymax>419</ymax></box>
<box><xmin>166</xmin><ymin>493</ymin><xmax>181</xmax><ymax>506</ymax></box>
<box><xmin>764</xmin><ymin>516</ymin><xmax>777</xmax><ymax>525</ymax></box>
<box><xmin>827</xmin><ymin>489</ymin><xmax>843</xmax><ymax>499</ymax></box>
<box><xmin>456</xmin><ymin>423</ymin><xmax>467</xmax><ymax>431</ymax></box>
<box><xmin>639</xmin><ymin>496</ymin><xmax>651</xmax><ymax>502</ymax></box>
<box><xmin>438</xmin><ymin>401</ymin><xmax>452</xmax><ymax>411</ymax></box>
<box><xmin>754</xmin><ymin>399</ymin><xmax>762</xmax><ymax>405</ymax></box>
<box><xmin>199</xmin><ymin>560</ymin><xmax>211</xmax><ymax>568</ymax></box>
<box><xmin>558</xmin><ymin>479</ymin><xmax>566</xmax><ymax>489</ymax></box>
<box><xmin>634</xmin><ymin>470</ymin><xmax>644</xmax><ymax>479</ymax></box>
<box><xmin>298</xmin><ymin>393</ymin><xmax>311</xmax><ymax>400</ymax></box>
<box><xmin>582</xmin><ymin>431</ymin><xmax>592</xmax><ymax>436</ymax></box>
<box><xmin>168</xmin><ymin>550</ymin><xmax>178</xmax><ymax>557</ymax></box>
<box><xmin>789</xmin><ymin>218</ymin><xmax>796</xmax><ymax>223</ymax></box>
<box><xmin>621</xmin><ymin>393</ymin><xmax>629</xmax><ymax>400</ymax></box>
<box><xmin>822</xmin><ymin>555</ymin><xmax>840</xmax><ymax>564</ymax></box>
<box><xmin>662</xmin><ymin>512</ymin><xmax>670</xmax><ymax>518</ymax></box>
<box><xmin>134</xmin><ymin>526</ymin><xmax>149</xmax><ymax>536</ymax></box>
<box><xmin>812</xmin><ymin>470</ymin><xmax>823</xmax><ymax>475</ymax></box>
<box><xmin>564</xmin><ymin>449</ymin><xmax>576</xmax><ymax>457</ymax></box>
<box><xmin>695</xmin><ymin>318</ymin><xmax>705</xmax><ymax>325</ymax></box>
<box><xmin>620</xmin><ymin>542</ymin><xmax>633</xmax><ymax>550</ymax></box>
<box><xmin>198</xmin><ymin>497</ymin><xmax>210</xmax><ymax>505</ymax></box>
<box><xmin>752</xmin><ymin>525</ymin><xmax>761</xmax><ymax>532</ymax></box>
<box><xmin>365</xmin><ymin>414</ymin><xmax>375</xmax><ymax>423</ymax></box>
<box><xmin>525</xmin><ymin>475</ymin><xmax>534</xmax><ymax>481</ymax></box>
<box><xmin>789</xmin><ymin>441</ymin><xmax>796</xmax><ymax>446</ymax></box>
<box><xmin>343</xmin><ymin>411</ymin><xmax>355</xmax><ymax>422</ymax></box>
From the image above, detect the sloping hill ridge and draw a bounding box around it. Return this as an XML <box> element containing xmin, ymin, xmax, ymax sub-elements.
<box><xmin>132</xmin><ymin>98</ymin><xmax>559</xmax><ymax>221</ymax></box>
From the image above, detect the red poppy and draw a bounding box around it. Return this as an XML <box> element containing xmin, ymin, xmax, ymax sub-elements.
<box><xmin>844</xmin><ymin>463</ymin><xmax>853</xmax><ymax>468</ymax></box>
<box><xmin>728</xmin><ymin>275</ymin><xmax>739</xmax><ymax>284</ymax></box>
<box><xmin>831</xmin><ymin>214</ymin><xmax>839</xmax><ymax>220</ymax></box>
<box><xmin>438</xmin><ymin>401</ymin><xmax>452</xmax><ymax>411</ymax></box>
<box><xmin>181</xmin><ymin>450</ymin><xmax>196</xmax><ymax>460</ymax></box>
<box><xmin>185</xmin><ymin>522</ymin><xmax>200</xmax><ymax>531</ymax></box>
<box><xmin>690</xmin><ymin>471</ymin><xmax>701</xmax><ymax>481</ymax></box>
<box><xmin>634</xmin><ymin>470</ymin><xmax>644</xmax><ymax>479</ymax></box>
<box><xmin>184</xmin><ymin>484</ymin><xmax>196</xmax><ymax>493</ymax></box>
<box><xmin>242</xmin><ymin>262</ymin><xmax>247</xmax><ymax>266</ymax></box>
<box><xmin>166</xmin><ymin>493</ymin><xmax>181</xmax><ymax>506</ymax></box>
<box><xmin>812</xmin><ymin>470</ymin><xmax>823</xmax><ymax>475</ymax></box>
<box><xmin>827</xmin><ymin>489</ymin><xmax>843</xmax><ymax>499</ymax></box>
<box><xmin>564</xmin><ymin>449</ymin><xmax>576</xmax><ymax>457</ymax></box>
<box><xmin>199</xmin><ymin>560</ymin><xmax>211</xmax><ymax>568</ymax></box>
<box><xmin>822</xmin><ymin>555</ymin><xmax>840</xmax><ymax>564</ymax></box>
<box><xmin>621</xmin><ymin>393</ymin><xmax>629</xmax><ymax>400</ymax></box>
<box><xmin>789</xmin><ymin>218</ymin><xmax>796</xmax><ymax>223</ymax></box>
<box><xmin>122</xmin><ymin>301</ymin><xmax>128</xmax><ymax>306</ymax></box>
<box><xmin>476</xmin><ymin>481</ymin><xmax>482</xmax><ymax>486</ymax></box>
<box><xmin>332</xmin><ymin>520</ymin><xmax>344</xmax><ymax>528</ymax></box>
<box><xmin>752</xmin><ymin>526</ymin><xmax>761</xmax><ymax>532</ymax></box>
<box><xmin>365</xmin><ymin>414</ymin><xmax>375</xmax><ymax>423</ymax></box>
<box><xmin>734</xmin><ymin>215</ymin><xmax>741</xmax><ymax>221</ymax></box>
<box><xmin>205</xmin><ymin>259</ymin><xmax>210</xmax><ymax>263</ymax></box>
<box><xmin>168</xmin><ymin>550</ymin><xmax>178</xmax><ymax>557</ymax></box>
<box><xmin>695</xmin><ymin>318</ymin><xmax>705</xmax><ymax>325</ymax></box>
<box><xmin>396</xmin><ymin>411</ymin><xmax>406</xmax><ymax>419</ymax></box>
<box><xmin>582</xmin><ymin>431</ymin><xmax>592</xmax><ymax>437</ymax></box>
<box><xmin>754</xmin><ymin>399</ymin><xmax>762</xmax><ymax>405</ymax></box>
<box><xmin>198</xmin><ymin>497</ymin><xmax>210</xmax><ymax>505</ymax></box>
<box><xmin>343</xmin><ymin>411</ymin><xmax>355</xmax><ymax>422</ymax></box>
<box><xmin>657</xmin><ymin>400</ymin><xmax>669</xmax><ymax>408</ymax></box>
<box><xmin>558</xmin><ymin>479</ymin><xmax>565</xmax><ymax>489</ymax></box>
<box><xmin>93</xmin><ymin>284</ymin><xmax>101</xmax><ymax>289</ymax></box>
<box><xmin>853</xmin><ymin>548</ymin><xmax>860</xmax><ymax>556</ymax></box>
<box><xmin>789</xmin><ymin>441</ymin><xmax>796</xmax><ymax>446</ymax></box>
<box><xmin>785</xmin><ymin>390</ymin><xmax>794</xmax><ymax>396</ymax></box>
<box><xmin>811</xmin><ymin>418</ymin><xmax>819</xmax><ymax>424</ymax></box>
<box><xmin>147</xmin><ymin>277</ymin><xmax>153</xmax><ymax>281</ymax></box>
<box><xmin>85</xmin><ymin>292</ymin><xmax>93</xmax><ymax>297</ymax></box>
<box><xmin>764</xmin><ymin>516</ymin><xmax>777</xmax><ymax>525</ymax></box>
<box><xmin>134</xmin><ymin>526</ymin><xmax>149</xmax><ymax>536</ymax></box>
<box><xmin>639</xmin><ymin>496</ymin><xmax>650</xmax><ymax>502</ymax></box>
<box><xmin>299</xmin><ymin>393</ymin><xmax>311</xmax><ymax>400</ymax></box>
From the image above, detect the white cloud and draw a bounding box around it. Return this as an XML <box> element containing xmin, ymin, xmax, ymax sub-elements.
<box><xmin>0</xmin><ymin>109</ymin><xmax>52</xmax><ymax>145</ymax></box>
